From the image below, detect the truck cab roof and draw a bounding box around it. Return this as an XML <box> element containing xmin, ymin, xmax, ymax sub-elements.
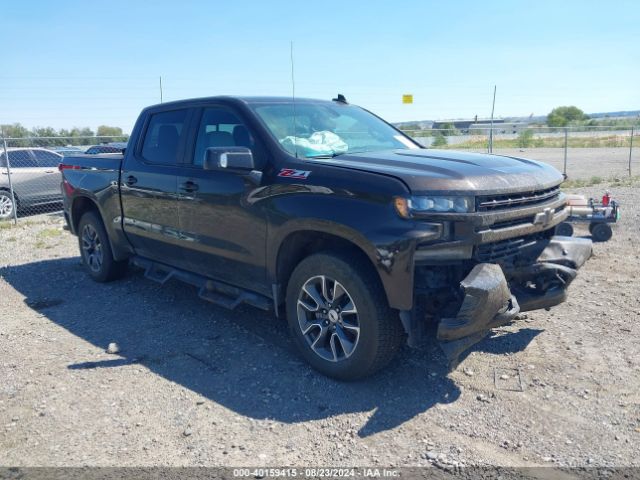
<box><xmin>143</xmin><ymin>96</ymin><xmax>341</xmax><ymax>111</ymax></box>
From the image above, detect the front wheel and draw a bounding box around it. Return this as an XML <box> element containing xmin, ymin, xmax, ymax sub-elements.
<box><xmin>78</xmin><ymin>211</ymin><xmax>127</xmax><ymax>282</ymax></box>
<box><xmin>286</xmin><ymin>252</ymin><xmax>404</xmax><ymax>380</ymax></box>
<box><xmin>0</xmin><ymin>191</ymin><xmax>16</xmax><ymax>220</ymax></box>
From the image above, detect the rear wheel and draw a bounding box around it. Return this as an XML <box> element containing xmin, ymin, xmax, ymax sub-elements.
<box><xmin>591</xmin><ymin>223</ymin><xmax>612</xmax><ymax>242</ymax></box>
<box><xmin>286</xmin><ymin>252</ymin><xmax>404</xmax><ymax>380</ymax></box>
<box><xmin>0</xmin><ymin>191</ymin><xmax>16</xmax><ymax>220</ymax></box>
<box><xmin>556</xmin><ymin>222</ymin><xmax>574</xmax><ymax>236</ymax></box>
<box><xmin>78</xmin><ymin>211</ymin><xmax>127</xmax><ymax>282</ymax></box>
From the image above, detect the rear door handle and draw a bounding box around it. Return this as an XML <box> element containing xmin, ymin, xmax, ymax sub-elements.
<box><xmin>179</xmin><ymin>181</ymin><xmax>199</xmax><ymax>192</ymax></box>
<box><xmin>125</xmin><ymin>175</ymin><xmax>138</xmax><ymax>186</ymax></box>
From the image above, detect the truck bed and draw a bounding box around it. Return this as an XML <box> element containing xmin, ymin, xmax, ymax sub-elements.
<box><xmin>61</xmin><ymin>153</ymin><xmax>124</xmax><ymax>171</ymax></box>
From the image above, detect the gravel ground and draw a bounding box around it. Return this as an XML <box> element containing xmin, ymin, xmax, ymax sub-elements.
<box><xmin>462</xmin><ymin>147</ymin><xmax>637</xmax><ymax>181</ymax></box>
<box><xmin>0</xmin><ymin>183</ymin><xmax>639</xmax><ymax>474</ymax></box>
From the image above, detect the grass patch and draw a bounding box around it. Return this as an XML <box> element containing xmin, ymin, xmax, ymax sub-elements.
<box><xmin>37</xmin><ymin>228</ymin><xmax>63</xmax><ymax>239</ymax></box>
<box><xmin>0</xmin><ymin>219</ymin><xmax>41</xmax><ymax>229</ymax></box>
<box><xmin>31</xmin><ymin>227</ymin><xmax>63</xmax><ymax>249</ymax></box>
<box><xmin>562</xmin><ymin>175</ymin><xmax>640</xmax><ymax>189</ymax></box>
<box><xmin>608</xmin><ymin>175</ymin><xmax>640</xmax><ymax>187</ymax></box>
<box><xmin>590</xmin><ymin>176</ymin><xmax>603</xmax><ymax>185</ymax></box>
<box><xmin>412</xmin><ymin>134</ymin><xmax>635</xmax><ymax>150</ymax></box>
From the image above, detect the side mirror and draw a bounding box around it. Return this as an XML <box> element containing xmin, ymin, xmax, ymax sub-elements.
<box><xmin>204</xmin><ymin>147</ymin><xmax>255</xmax><ymax>171</ymax></box>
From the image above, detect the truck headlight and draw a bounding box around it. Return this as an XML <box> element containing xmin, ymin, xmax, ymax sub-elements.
<box><xmin>394</xmin><ymin>196</ymin><xmax>474</xmax><ymax>218</ymax></box>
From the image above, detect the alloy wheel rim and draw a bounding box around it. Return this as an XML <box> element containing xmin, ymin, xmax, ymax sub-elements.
<box><xmin>296</xmin><ymin>275</ymin><xmax>360</xmax><ymax>362</ymax></box>
<box><xmin>0</xmin><ymin>194</ymin><xmax>13</xmax><ymax>218</ymax></box>
<box><xmin>81</xmin><ymin>224</ymin><xmax>103</xmax><ymax>273</ymax></box>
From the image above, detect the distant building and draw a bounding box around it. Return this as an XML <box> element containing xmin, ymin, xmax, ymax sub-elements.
<box><xmin>468</xmin><ymin>122</ymin><xmax>527</xmax><ymax>135</ymax></box>
<box><xmin>432</xmin><ymin>119</ymin><xmax>505</xmax><ymax>133</ymax></box>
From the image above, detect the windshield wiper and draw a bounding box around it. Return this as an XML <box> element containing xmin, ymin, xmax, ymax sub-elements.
<box><xmin>305</xmin><ymin>152</ymin><xmax>344</xmax><ymax>159</ymax></box>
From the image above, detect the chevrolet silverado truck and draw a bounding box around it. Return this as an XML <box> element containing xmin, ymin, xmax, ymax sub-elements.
<box><xmin>60</xmin><ymin>95</ymin><xmax>592</xmax><ymax>380</ymax></box>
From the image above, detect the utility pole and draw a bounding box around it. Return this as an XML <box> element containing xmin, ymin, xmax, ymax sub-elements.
<box><xmin>563</xmin><ymin>127</ymin><xmax>568</xmax><ymax>177</ymax></box>
<box><xmin>1</xmin><ymin>126</ymin><xmax>18</xmax><ymax>224</ymax></box>
<box><xmin>159</xmin><ymin>76</ymin><xmax>163</xmax><ymax>103</ymax></box>
<box><xmin>488</xmin><ymin>85</ymin><xmax>496</xmax><ymax>153</ymax></box>
<box><xmin>629</xmin><ymin>127</ymin><xmax>634</xmax><ymax>176</ymax></box>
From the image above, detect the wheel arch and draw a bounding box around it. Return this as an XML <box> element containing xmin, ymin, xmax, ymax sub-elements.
<box><xmin>0</xmin><ymin>187</ymin><xmax>19</xmax><ymax>203</ymax></box>
<box><xmin>0</xmin><ymin>187</ymin><xmax>19</xmax><ymax>218</ymax></box>
<box><xmin>70</xmin><ymin>194</ymin><xmax>132</xmax><ymax>261</ymax></box>
<box><xmin>271</xmin><ymin>223</ymin><xmax>394</xmax><ymax>310</ymax></box>
<box><xmin>71</xmin><ymin>195</ymin><xmax>101</xmax><ymax>233</ymax></box>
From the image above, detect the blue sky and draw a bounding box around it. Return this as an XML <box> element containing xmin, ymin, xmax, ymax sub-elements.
<box><xmin>1</xmin><ymin>0</ymin><xmax>638</xmax><ymax>133</ymax></box>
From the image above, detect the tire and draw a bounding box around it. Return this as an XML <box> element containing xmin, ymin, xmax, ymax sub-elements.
<box><xmin>556</xmin><ymin>222</ymin><xmax>574</xmax><ymax>237</ymax></box>
<box><xmin>77</xmin><ymin>211</ymin><xmax>128</xmax><ymax>282</ymax></box>
<box><xmin>286</xmin><ymin>252</ymin><xmax>404</xmax><ymax>380</ymax></box>
<box><xmin>0</xmin><ymin>190</ymin><xmax>16</xmax><ymax>220</ymax></box>
<box><xmin>591</xmin><ymin>223</ymin><xmax>612</xmax><ymax>242</ymax></box>
<box><xmin>588</xmin><ymin>223</ymin><xmax>595</xmax><ymax>234</ymax></box>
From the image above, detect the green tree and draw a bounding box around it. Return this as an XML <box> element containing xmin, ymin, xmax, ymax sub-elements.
<box><xmin>438</xmin><ymin>122</ymin><xmax>459</xmax><ymax>136</ymax></box>
<box><xmin>0</xmin><ymin>123</ymin><xmax>31</xmax><ymax>147</ymax></box>
<box><xmin>96</xmin><ymin>125</ymin><xmax>124</xmax><ymax>144</ymax></box>
<box><xmin>547</xmin><ymin>106</ymin><xmax>589</xmax><ymax>127</ymax></box>
<box><xmin>432</xmin><ymin>132</ymin><xmax>448</xmax><ymax>147</ymax></box>
<box><xmin>30</xmin><ymin>126</ymin><xmax>67</xmax><ymax>147</ymax></box>
<box><xmin>96</xmin><ymin>125</ymin><xmax>123</xmax><ymax>137</ymax></box>
<box><xmin>517</xmin><ymin>129</ymin><xmax>535</xmax><ymax>148</ymax></box>
<box><xmin>68</xmin><ymin>127</ymin><xmax>95</xmax><ymax>145</ymax></box>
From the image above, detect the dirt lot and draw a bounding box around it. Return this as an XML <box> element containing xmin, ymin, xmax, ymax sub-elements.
<box><xmin>1</xmin><ymin>183</ymin><xmax>639</xmax><ymax>473</ymax></box>
<box><xmin>472</xmin><ymin>148</ymin><xmax>637</xmax><ymax>181</ymax></box>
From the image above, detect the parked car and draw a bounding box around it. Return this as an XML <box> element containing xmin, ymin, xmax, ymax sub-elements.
<box><xmin>52</xmin><ymin>146</ymin><xmax>86</xmax><ymax>156</ymax></box>
<box><xmin>60</xmin><ymin>96</ymin><xmax>592</xmax><ymax>379</ymax></box>
<box><xmin>84</xmin><ymin>143</ymin><xmax>126</xmax><ymax>155</ymax></box>
<box><xmin>0</xmin><ymin>148</ymin><xmax>63</xmax><ymax>219</ymax></box>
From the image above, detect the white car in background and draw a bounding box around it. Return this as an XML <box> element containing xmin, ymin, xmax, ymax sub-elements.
<box><xmin>0</xmin><ymin>148</ymin><xmax>63</xmax><ymax>219</ymax></box>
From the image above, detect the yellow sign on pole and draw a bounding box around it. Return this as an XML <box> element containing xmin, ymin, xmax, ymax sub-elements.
<box><xmin>402</xmin><ymin>94</ymin><xmax>413</xmax><ymax>104</ymax></box>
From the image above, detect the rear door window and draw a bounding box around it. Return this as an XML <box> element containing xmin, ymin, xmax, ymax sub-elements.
<box><xmin>141</xmin><ymin>109</ymin><xmax>189</xmax><ymax>165</ymax></box>
<box><xmin>2</xmin><ymin>150</ymin><xmax>38</xmax><ymax>168</ymax></box>
<box><xmin>33</xmin><ymin>150</ymin><xmax>63</xmax><ymax>167</ymax></box>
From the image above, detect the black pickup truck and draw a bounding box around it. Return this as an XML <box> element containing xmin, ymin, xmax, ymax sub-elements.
<box><xmin>60</xmin><ymin>95</ymin><xmax>592</xmax><ymax>380</ymax></box>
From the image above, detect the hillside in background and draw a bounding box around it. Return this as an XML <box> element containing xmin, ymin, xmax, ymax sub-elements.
<box><xmin>394</xmin><ymin>110</ymin><xmax>640</xmax><ymax>128</ymax></box>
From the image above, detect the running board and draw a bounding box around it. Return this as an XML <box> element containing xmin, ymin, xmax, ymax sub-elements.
<box><xmin>131</xmin><ymin>257</ymin><xmax>272</xmax><ymax>312</ymax></box>
<box><xmin>144</xmin><ymin>263</ymin><xmax>175</xmax><ymax>284</ymax></box>
<box><xmin>198</xmin><ymin>279</ymin><xmax>271</xmax><ymax>311</ymax></box>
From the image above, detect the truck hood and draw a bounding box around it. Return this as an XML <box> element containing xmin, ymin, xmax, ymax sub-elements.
<box><xmin>309</xmin><ymin>149</ymin><xmax>564</xmax><ymax>195</ymax></box>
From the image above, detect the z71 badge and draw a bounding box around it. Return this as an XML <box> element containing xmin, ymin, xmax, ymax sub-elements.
<box><xmin>278</xmin><ymin>168</ymin><xmax>311</xmax><ymax>180</ymax></box>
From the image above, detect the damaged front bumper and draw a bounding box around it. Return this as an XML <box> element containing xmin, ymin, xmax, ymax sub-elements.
<box><xmin>437</xmin><ymin>236</ymin><xmax>592</xmax><ymax>368</ymax></box>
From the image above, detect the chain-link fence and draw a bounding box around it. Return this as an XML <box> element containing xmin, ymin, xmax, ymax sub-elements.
<box><xmin>1</xmin><ymin>126</ymin><xmax>638</xmax><ymax>224</ymax></box>
<box><xmin>402</xmin><ymin>125</ymin><xmax>639</xmax><ymax>181</ymax></box>
<box><xmin>0</xmin><ymin>135</ymin><xmax>128</xmax><ymax>224</ymax></box>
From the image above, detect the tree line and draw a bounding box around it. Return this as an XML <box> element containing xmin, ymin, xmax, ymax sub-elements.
<box><xmin>0</xmin><ymin>123</ymin><xmax>128</xmax><ymax>147</ymax></box>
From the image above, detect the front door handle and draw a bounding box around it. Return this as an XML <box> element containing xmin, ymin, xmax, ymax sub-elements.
<box><xmin>179</xmin><ymin>181</ymin><xmax>199</xmax><ymax>192</ymax></box>
<box><xmin>125</xmin><ymin>175</ymin><xmax>138</xmax><ymax>186</ymax></box>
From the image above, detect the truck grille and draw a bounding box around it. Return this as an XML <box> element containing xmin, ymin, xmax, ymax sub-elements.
<box><xmin>476</xmin><ymin>186</ymin><xmax>561</xmax><ymax>212</ymax></box>
<box><xmin>475</xmin><ymin>231</ymin><xmax>552</xmax><ymax>263</ymax></box>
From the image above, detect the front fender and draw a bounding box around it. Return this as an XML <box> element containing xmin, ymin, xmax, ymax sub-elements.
<box><xmin>266</xmin><ymin>193</ymin><xmax>441</xmax><ymax>310</ymax></box>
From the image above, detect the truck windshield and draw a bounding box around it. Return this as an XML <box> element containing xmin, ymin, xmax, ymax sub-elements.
<box><xmin>251</xmin><ymin>102</ymin><xmax>419</xmax><ymax>158</ymax></box>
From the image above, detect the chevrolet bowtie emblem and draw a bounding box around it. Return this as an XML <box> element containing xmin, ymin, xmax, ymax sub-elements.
<box><xmin>533</xmin><ymin>208</ymin><xmax>553</xmax><ymax>227</ymax></box>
